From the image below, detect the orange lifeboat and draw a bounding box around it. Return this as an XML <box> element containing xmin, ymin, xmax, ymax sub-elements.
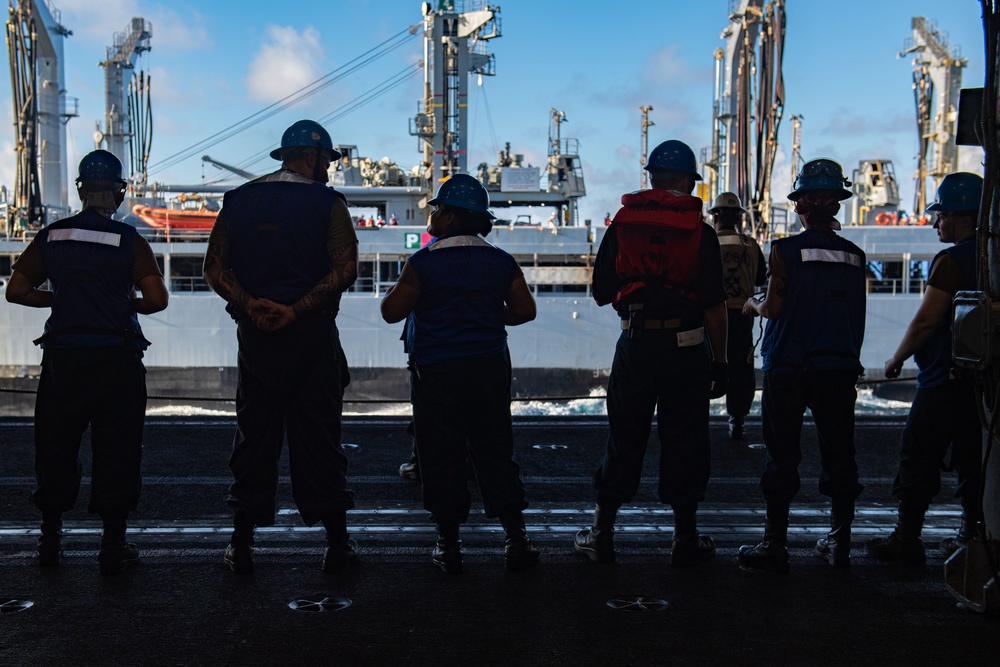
<box><xmin>132</xmin><ymin>200</ymin><xmax>218</xmax><ymax>231</ymax></box>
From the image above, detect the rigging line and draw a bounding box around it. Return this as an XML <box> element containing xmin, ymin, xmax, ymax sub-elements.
<box><xmin>480</xmin><ymin>81</ymin><xmax>500</xmax><ymax>156</ymax></box>
<box><xmin>224</xmin><ymin>64</ymin><xmax>422</xmax><ymax>178</ymax></box>
<box><xmin>147</xmin><ymin>25</ymin><xmax>419</xmax><ymax>176</ymax></box>
<box><xmin>208</xmin><ymin>65</ymin><xmax>419</xmax><ymax>183</ymax></box>
<box><xmin>149</xmin><ymin>26</ymin><xmax>416</xmax><ymax>171</ymax></box>
<box><xmin>154</xmin><ymin>36</ymin><xmax>418</xmax><ymax>178</ymax></box>
<box><xmin>149</xmin><ymin>33</ymin><xmax>417</xmax><ymax>176</ymax></box>
<box><xmin>318</xmin><ymin>66</ymin><xmax>421</xmax><ymax>125</ymax></box>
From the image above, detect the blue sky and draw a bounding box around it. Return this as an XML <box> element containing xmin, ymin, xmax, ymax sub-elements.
<box><xmin>0</xmin><ymin>0</ymin><xmax>987</xmax><ymax>223</ymax></box>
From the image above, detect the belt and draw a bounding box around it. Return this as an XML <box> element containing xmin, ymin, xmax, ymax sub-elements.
<box><xmin>620</xmin><ymin>318</ymin><xmax>682</xmax><ymax>331</ymax></box>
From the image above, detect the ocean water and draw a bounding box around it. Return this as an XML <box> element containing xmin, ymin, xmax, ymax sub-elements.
<box><xmin>145</xmin><ymin>387</ymin><xmax>911</xmax><ymax>418</ymax></box>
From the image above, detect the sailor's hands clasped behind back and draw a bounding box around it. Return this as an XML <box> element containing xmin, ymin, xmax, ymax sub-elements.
<box><xmin>248</xmin><ymin>297</ymin><xmax>297</xmax><ymax>332</ymax></box>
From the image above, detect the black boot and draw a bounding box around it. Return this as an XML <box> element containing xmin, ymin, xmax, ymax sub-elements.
<box><xmin>322</xmin><ymin>511</ymin><xmax>359</xmax><ymax>573</ymax></box>
<box><xmin>671</xmin><ymin>503</ymin><xmax>716</xmax><ymax>567</ymax></box>
<box><xmin>816</xmin><ymin>497</ymin><xmax>854</xmax><ymax>568</ymax></box>
<box><xmin>940</xmin><ymin>513</ymin><xmax>976</xmax><ymax>555</ymax></box>
<box><xmin>224</xmin><ymin>508</ymin><xmax>256</xmax><ymax>574</ymax></box>
<box><xmin>574</xmin><ymin>505</ymin><xmax>616</xmax><ymax>564</ymax></box>
<box><xmin>37</xmin><ymin>511</ymin><xmax>63</xmax><ymax>567</ymax></box>
<box><xmin>500</xmin><ymin>511</ymin><xmax>540</xmax><ymax>572</ymax></box>
<box><xmin>738</xmin><ymin>504</ymin><xmax>790</xmax><ymax>574</ymax></box>
<box><xmin>728</xmin><ymin>415</ymin><xmax>745</xmax><ymax>441</ymax></box>
<box><xmin>399</xmin><ymin>448</ymin><xmax>420</xmax><ymax>481</ymax></box>
<box><xmin>431</xmin><ymin>523</ymin><xmax>462</xmax><ymax>574</ymax></box>
<box><xmin>98</xmin><ymin>512</ymin><xmax>140</xmax><ymax>576</ymax></box>
<box><xmin>866</xmin><ymin>501</ymin><xmax>926</xmax><ymax>565</ymax></box>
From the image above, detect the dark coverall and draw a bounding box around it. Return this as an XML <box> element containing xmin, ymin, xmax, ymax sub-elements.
<box><xmin>214</xmin><ymin>171</ymin><xmax>357</xmax><ymax>527</ymax></box>
<box><xmin>757</xmin><ymin>230</ymin><xmax>867</xmax><ymax>507</ymax></box>
<box><xmin>12</xmin><ymin>209</ymin><xmax>159</xmax><ymax>516</ymax></box>
<box><xmin>891</xmin><ymin>238</ymin><xmax>981</xmax><ymax>522</ymax></box>
<box><xmin>591</xmin><ymin>191</ymin><xmax>727</xmax><ymax>511</ymax></box>
<box><xmin>403</xmin><ymin>235</ymin><xmax>529</xmax><ymax>525</ymax></box>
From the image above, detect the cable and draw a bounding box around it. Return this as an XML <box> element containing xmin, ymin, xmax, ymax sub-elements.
<box><xmin>202</xmin><ymin>64</ymin><xmax>422</xmax><ymax>184</ymax></box>
<box><xmin>146</xmin><ymin>25</ymin><xmax>419</xmax><ymax>177</ymax></box>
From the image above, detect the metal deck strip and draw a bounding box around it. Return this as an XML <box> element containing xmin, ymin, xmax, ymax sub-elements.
<box><xmin>0</xmin><ymin>475</ymin><xmax>902</xmax><ymax>485</ymax></box>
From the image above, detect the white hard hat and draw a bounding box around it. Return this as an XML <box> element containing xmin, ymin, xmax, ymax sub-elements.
<box><xmin>709</xmin><ymin>192</ymin><xmax>745</xmax><ymax>213</ymax></box>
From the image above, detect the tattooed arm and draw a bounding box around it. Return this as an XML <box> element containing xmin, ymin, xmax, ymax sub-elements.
<box><xmin>202</xmin><ymin>211</ymin><xmax>280</xmax><ymax>326</ymax></box>
<box><xmin>291</xmin><ymin>241</ymin><xmax>359</xmax><ymax>318</ymax></box>
<box><xmin>203</xmin><ymin>214</ymin><xmax>253</xmax><ymax>314</ymax></box>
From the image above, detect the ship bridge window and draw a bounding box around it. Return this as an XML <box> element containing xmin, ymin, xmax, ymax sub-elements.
<box><xmin>168</xmin><ymin>255</ymin><xmax>210</xmax><ymax>293</ymax></box>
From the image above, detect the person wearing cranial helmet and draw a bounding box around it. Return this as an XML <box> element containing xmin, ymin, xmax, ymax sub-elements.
<box><xmin>204</xmin><ymin>119</ymin><xmax>360</xmax><ymax>576</ymax></box>
<box><xmin>381</xmin><ymin>173</ymin><xmax>540</xmax><ymax>575</ymax></box>
<box><xmin>576</xmin><ymin>139</ymin><xmax>728</xmax><ymax>569</ymax></box>
<box><xmin>5</xmin><ymin>149</ymin><xmax>169</xmax><ymax>575</ymax></box>
<box><xmin>740</xmin><ymin>157</ymin><xmax>867</xmax><ymax>574</ymax></box>
<box><xmin>709</xmin><ymin>191</ymin><xmax>767</xmax><ymax>441</ymax></box>
<box><xmin>868</xmin><ymin>172</ymin><xmax>983</xmax><ymax>565</ymax></box>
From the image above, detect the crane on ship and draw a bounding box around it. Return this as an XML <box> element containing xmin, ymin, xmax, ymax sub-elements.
<box><xmin>95</xmin><ymin>16</ymin><xmax>153</xmax><ymax>190</ymax></box>
<box><xmin>201</xmin><ymin>155</ymin><xmax>258</xmax><ymax>181</ymax></box>
<box><xmin>4</xmin><ymin>0</ymin><xmax>77</xmax><ymax>233</ymax></box>
<box><xmin>705</xmin><ymin>0</ymin><xmax>786</xmax><ymax>240</ymax></box>
<box><xmin>899</xmin><ymin>17</ymin><xmax>967</xmax><ymax>216</ymax></box>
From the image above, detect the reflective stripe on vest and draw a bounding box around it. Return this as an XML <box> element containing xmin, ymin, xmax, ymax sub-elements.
<box><xmin>47</xmin><ymin>228</ymin><xmax>122</xmax><ymax>247</ymax></box>
<box><xmin>428</xmin><ymin>235</ymin><xmax>494</xmax><ymax>251</ymax></box>
<box><xmin>800</xmin><ymin>248</ymin><xmax>862</xmax><ymax>267</ymax></box>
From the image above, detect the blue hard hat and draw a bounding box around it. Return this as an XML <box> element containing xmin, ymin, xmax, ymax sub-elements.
<box><xmin>270</xmin><ymin>120</ymin><xmax>342</xmax><ymax>161</ymax></box>
<box><xmin>788</xmin><ymin>158</ymin><xmax>853</xmax><ymax>201</ymax></box>
<box><xmin>644</xmin><ymin>139</ymin><xmax>702</xmax><ymax>181</ymax></box>
<box><xmin>427</xmin><ymin>174</ymin><xmax>496</xmax><ymax>220</ymax></box>
<box><xmin>76</xmin><ymin>150</ymin><xmax>127</xmax><ymax>184</ymax></box>
<box><xmin>925</xmin><ymin>172</ymin><xmax>983</xmax><ymax>212</ymax></box>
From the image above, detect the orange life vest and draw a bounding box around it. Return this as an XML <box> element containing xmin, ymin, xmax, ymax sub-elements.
<box><xmin>611</xmin><ymin>189</ymin><xmax>704</xmax><ymax>310</ymax></box>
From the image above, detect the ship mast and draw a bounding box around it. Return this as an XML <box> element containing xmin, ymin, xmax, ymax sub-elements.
<box><xmin>410</xmin><ymin>1</ymin><xmax>500</xmax><ymax>194</ymax></box>
<box><xmin>639</xmin><ymin>105</ymin><xmax>653</xmax><ymax>189</ymax></box>
<box><xmin>899</xmin><ymin>17</ymin><xmax>966</xmax><ymax>217</ymax></box>
<box><xmin>789</xmin><ymin>114</ymin><xmax>802</xmax><ymax>190</ymax></box>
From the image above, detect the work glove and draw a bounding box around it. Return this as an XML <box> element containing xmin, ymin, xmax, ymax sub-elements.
<box><xmin>708</xmin><ymin>361</ymin><xmax>728</xmax><ymax>399</ymax></box>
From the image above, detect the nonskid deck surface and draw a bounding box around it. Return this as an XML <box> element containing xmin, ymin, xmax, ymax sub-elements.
<box><xmin>0</xmin><ymin>417</ymin><xmax>995</xmax><ymax>665</ymax></box>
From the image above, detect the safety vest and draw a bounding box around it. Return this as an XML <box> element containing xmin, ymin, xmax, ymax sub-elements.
<box><xmin>914</xmin><ymin>237</ymin><xmax>977</xmax><ymax>388</ymax></box>
<box><xmin>34</xmin><ymin>209</ymin><xmax>147</xmax><ymax>349</ymax></box>
<box><xmin>611</xmin><ymin>189</ymin><xmax>704</xmax><ymax>311</ymax></box>
<box><xmin>405</xmin><ymin>235</ymin><xmax>519</xmax><ymax>365</ymax></box>
<box><xmin>761</xmin><ymin>229</ymin><xmax>866</xmax><ymax>374</ymax></box>
<box><xmin>222</xmin><ymin>177</ymin><xmax>346</xmax><ymax>305</ymax></box>
<box><xmin>717</xmin><ymin>229</ymin><xmax>763</xmax><ymax>308</ymax></box>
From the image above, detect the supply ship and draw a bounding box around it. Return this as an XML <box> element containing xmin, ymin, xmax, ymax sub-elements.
<box><xmin>0</xmin><ymin>1</ymin><xmax>966</xmax><ymax>410</ymax></box>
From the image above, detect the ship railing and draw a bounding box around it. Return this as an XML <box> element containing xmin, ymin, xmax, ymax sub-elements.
<box><xmin>139</xmin><ymin>227</ymin><xmax>213</xmax><ymax>243</ymax></box>
<box><xmin>866</xmin><ymin>278</ymin><xmax>927</xmax><ymax>296</ymax></box>
<box><xmin>169</xmin><ymin>276</ymin><xmax>211</xmax><ymax>293</ymax></box>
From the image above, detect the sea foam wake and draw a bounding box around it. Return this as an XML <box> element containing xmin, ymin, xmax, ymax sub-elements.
<box><xmin>146</xmin><ymin>387</ymin><xmax>911</xmax><ymax>418</ymax></box>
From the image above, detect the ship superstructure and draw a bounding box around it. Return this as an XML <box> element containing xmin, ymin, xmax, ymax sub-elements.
<box><xmin>5</xmin><ymin>0</ymin><xmax>76</xmax><ymax>230</ymax></box>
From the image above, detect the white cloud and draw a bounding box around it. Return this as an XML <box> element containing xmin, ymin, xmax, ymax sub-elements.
<box><xmin>245</xmin><ymin>25</ymin><xmax>324</xmax><ymax>102</ymax></box>
<box><xmin>53</xmin><ymin>1</ymin><xmax>209</xmax><ymax>52</ymax></box>
<box><xmin>641</xmin><ymin>45</ymin><xmax>711</xmax><ymax>87</ymax></box>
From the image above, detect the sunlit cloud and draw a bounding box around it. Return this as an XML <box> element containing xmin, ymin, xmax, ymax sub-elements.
<box><xmin>245</xmin><ymin>25</ymin><xmax>324</xmax><ymax>102</ymax></box>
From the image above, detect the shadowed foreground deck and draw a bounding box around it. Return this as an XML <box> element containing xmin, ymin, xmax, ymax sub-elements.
<box><xmin>0</xmin><ymin>416</ymin><xmax>995</xmax><ymax>665</ymax></box>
